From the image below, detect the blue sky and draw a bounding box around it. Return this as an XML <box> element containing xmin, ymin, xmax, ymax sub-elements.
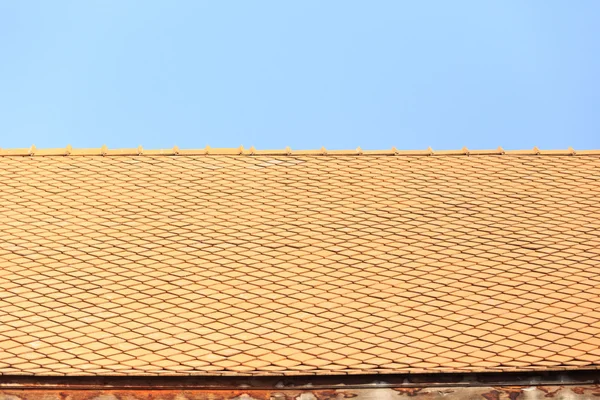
<box><xmin>1</xmin><ymin>1</ymin><xmax>599</xmax><ymax>150</ymax></box>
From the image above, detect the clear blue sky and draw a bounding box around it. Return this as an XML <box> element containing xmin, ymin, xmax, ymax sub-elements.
<box><xmin>1</xmin><ymin>1</ymin><xmax>599</xmax><ymax>150</ymax></box>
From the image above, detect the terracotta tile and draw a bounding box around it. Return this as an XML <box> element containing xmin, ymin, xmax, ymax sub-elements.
<box><xmin>0</xmin><ymin>152</ymin><xmax>599</xmax><ymax>375</ymax></box>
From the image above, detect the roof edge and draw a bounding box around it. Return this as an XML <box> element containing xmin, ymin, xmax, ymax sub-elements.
<box><xmin>0</xmin><ymin>146</ymin><xmax>598</xmax><ymax>156</ymax></box>
<box><xmin>0</xmin><ymin>370</ymin><xmax>597</xmax><ymax>389</ymax></box>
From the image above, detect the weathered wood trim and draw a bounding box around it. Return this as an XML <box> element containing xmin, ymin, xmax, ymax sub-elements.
<box><xmin>0</xmin><ymin>371</ymin><xmax>598</xmax><ymax>390</ymax></box>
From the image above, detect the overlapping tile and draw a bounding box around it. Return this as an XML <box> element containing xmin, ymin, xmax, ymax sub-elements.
<box><xmin>0</xmin><ymin>150</ymin><xmax>599</xmax><ymax>375</ymax></box>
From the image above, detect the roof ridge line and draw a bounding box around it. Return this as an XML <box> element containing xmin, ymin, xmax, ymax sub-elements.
<box><xmin>0</xmin><ymin>146</ymin><xmax>597</xmax><ymax>156</ymax></box>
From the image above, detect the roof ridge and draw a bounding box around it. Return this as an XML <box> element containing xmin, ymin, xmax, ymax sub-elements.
<box><xmin>0</xmin><ymin>146</ymin><xmax>597</xmax><ymax>156</ymax></box>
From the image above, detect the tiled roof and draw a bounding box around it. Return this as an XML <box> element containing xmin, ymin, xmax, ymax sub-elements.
<box><xmin>0</xmin><ymin>147</ymin><xmax>599</xmax><ymax>376</ymax></box>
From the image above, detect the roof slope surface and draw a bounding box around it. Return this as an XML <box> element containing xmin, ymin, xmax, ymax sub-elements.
<box><xmin>0</xmin><ymin>150</ymin><xmax>599</xmax><ymax>376</ymax></box>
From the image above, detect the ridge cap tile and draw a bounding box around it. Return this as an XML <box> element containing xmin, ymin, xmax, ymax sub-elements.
<box><xmin>0</xmin><ymin>146</ymin><xmax>598</xmax><ymax>156</ymax></box>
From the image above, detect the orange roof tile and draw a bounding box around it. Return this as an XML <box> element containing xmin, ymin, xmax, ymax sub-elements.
<box><xmin>0</xmin><ymin>147</ymin><xmax>599</xmax><ymax>376</ymax></box>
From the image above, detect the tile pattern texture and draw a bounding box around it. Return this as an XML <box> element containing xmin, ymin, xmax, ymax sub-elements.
<box><xmin>0</xmin><ymin>154</ymin><xmax>599</xmax><ymax>375</ymax></box>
